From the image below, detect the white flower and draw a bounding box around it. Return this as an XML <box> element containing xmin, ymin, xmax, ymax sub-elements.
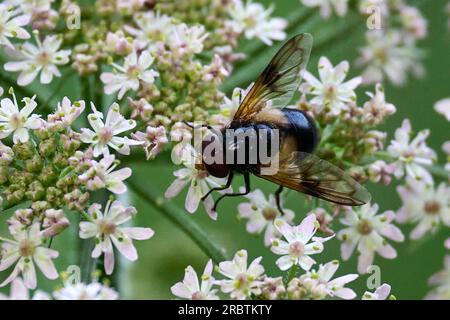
<box><xmin>238</xmin><ymin>189</ymin><xmax>294</xmax><ymax>246</ymax></box>
<box><xmin>400</xmin><ymin>5</ymin><xmax>427</xmax><ymax>39</ymax></box>
<box><xmin>4</xmin><ymin>34</ymin><xmax>71</xmax><ymax>86</ymax></box>
<box><xmin>0</xmin><ymin>278</ymin><xmax>50</xmax><ymax>300</ymax></box>
<box><xmin>445</xmin><ymin>237</ymin><xmax>450</xmax><ymax>250</ymax></box>
<box><xmin>337</xmin><ymin>203</ymin><xmax>404</xmax><ymax>274</ymax></box>
<box><xmin>105</xmin><ymin>31</ymin><xmax>132</xmax><ymax>55</ymax></box>
<box><xmin>42</xmin><ymin>209</ymin><xmax>70</xmax><ymax>237</ymax></box>
<box><xmin>47</xmin><ymin>96</ymin><xmax>85</xmax><ymax>129</ymax></box>
<box><xmin>54</xmin><ymin>282</ymin><xmax>119</xmax><ymax>300</ymax></box>
<box><xmin>78</xmin><ymin>155</ymin><xmax>132</xmax><ymax>194</ymax></box>
<box><xmin>116</xmin><ymin>0</ymin><xmax>145</xmax><ymax>15</ymax></box>
<box><xmin>0</xmin><ymin>93</ymin><xmax>42</xmax><ymax>143</ymax></box>
<box><xmin>362</xmin><ymin>283</ymin><xmax>393</xmax><ymax>300</ymax></box>
<box><xmin>128</xmin><ymin>97</ymin><xmax>153</xmax><ymax>120</ymax></box>
<box><xmin>5</xmin><ymin>0</ymin><xmax>54</xmax><ymax>15</ymax></box>
<box><xmin>169</xmin><ymin>23</ymin><xmax>208</xmax><ymax>56</ymax></box>
<box><xmin>217</xmin><ymin>249</ymin><xmax>265</xmax><ymax>300</ymax></box>
<box><xmin>434</xmin><ymin>98</ymin><xmax>450</xmax><ymax>121</ymax></box>
<box><xmin>132</xmin><ymin>125</ymin><xmax>168</xmax><ymax>160</ymax></box>
<box><xmin>165</xmin><ymin>143</ymin><xmax>229</xmax><ymax>220</ymax></box>
<box><xmin>124</xmin><ymin>11</ymin><xmax>173</xmax><ymax>49</ymax></box>
<box><xmin>260</xmin><ymin>276</ymin><xmax>285</xmax><ymax>300</ymax></box>
<box><xmin>80</xmin><ymin>102</ymin><xmax>142</xmax><ymax>157</ymax></box>
<box><xmin>301</xmin><ymin>0</ymin><xmax>350</xmax><ymax>19</ymax></box>
<box><xmin>362</xmin><ymin>83</ymin><xmax>396</xmax><ymax>125</ymax></box>
<box><xmin>396</xmin><ymin>180</ymin><xmax>450</xmax><ymax>240</ymax></box>
<box><xmin>368</xmin><ymin>160</ymin><xmax>396</xmax><ymax>185</ymax></box>
<box><xmin>170</xmin><ymin>121</ymin><xmax>192</xmax><ymax>143</ymax></box>
<box><xmin>300</xmin><ymin>57</ymin><xmax>361</xmax><ymax>116</ymax></box>
<box><xmin>171</xmin><ymin>259</ymin><xmax>218</xmax><ymax>300</ymax></box>
<box><xmin>201</xmin><ymin>54</ymin><xmax>229</xmax><ymax>84</ymax></box>
<box><xmin>425</xmin><ymin>255</ymin><xmax>450</xmax><ymax>300</ymax></box>
<box><xmin>229</xmin><ymin>0</ymin><xmax>286</xmax><ymax>45</ymax></box>
<box><xmin>299</xmin><ymin>260</ymin><xmax>358</xmax><ymax>300</ymax></box>
<box><xmin>0</xmin><ymin>223</ymin><xmax>59</xmax><ymax>289</ymax></box>
<box><xmin>0</xmin><ymin>140</ymin><xmax>14</xmax><ymax>165</ymax></box>
<box><xmin>271</xmin><ymin>214</ymin><xmax>333</xmax><ymax>271</ymax></box>
<box><xmin>100</xmin><ymin>50</ymin><xmax>159</xmax><ymax>99</ymax></box>
<box><xmin>387</xmin><ymin>119</ymin><xmax>436</xmax><ymax>184</ymax></box>
<box><xmin>0</xmin><ymin>4</ymin><xmax>30</xmax><ymax>49</ymax></box>
<box><xmin>356</xmin><ymin>30</ymin><xmax>424</xmax><ymax>86</ymax></box>
<box><xmin>79</xmin><ymin>200</ymin><xmax>154</xmax><ymax>275</ymax></box>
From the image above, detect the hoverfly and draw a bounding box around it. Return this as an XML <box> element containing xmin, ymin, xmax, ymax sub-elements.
<box><xmin>188</xmin><ymin>33</ymin><xmax>371</xmax><ymax>213</ymax></box>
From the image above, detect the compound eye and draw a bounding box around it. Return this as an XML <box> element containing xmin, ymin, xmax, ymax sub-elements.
<box><xmin>204</xmin><ymin>163</ymin><xmax>229</xmax><ymax>178</ymax></box>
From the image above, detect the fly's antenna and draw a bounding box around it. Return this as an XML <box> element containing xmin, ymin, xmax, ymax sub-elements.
<box><xmin>182</xmin><ymin>121</ymin><xmax>213</xmax><ymax>130</ymax></box>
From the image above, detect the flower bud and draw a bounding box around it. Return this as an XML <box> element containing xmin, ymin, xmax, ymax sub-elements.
<box><xmin>39</xmin><ymin>138</ymin><xmax>57</xmax><ymax>157</ymax></box>
<box><xmin>26</xmin><ymin>181</ymin><xmax>45</xmax><ymax>201</ymax></box>
<box><xmin>46</xmin><ymin>186</ymin><xmax>63</xmax><ymax>204</ymax></box>
<box><xmin>64</xmin><ymin>189</ymin><xmax>90</xmax><ymax>211</ymax></box>
<box><xmin>24</xmin><ymin>155</ymin><xmax>44</xmax><ymax>172</ymax></box>
<box><xmin>39</xmin><ymin>165</ymin><xmax>58</xmax><ymax>185</ymax></box>
<box><xmin>32</xmin><ymin>200</ymin><xmax>49</xmax><ymax>213</ymax></box>
<box><xmin>42</xmin><ymin>209</ymin><xmax>70</xmax><ymax>237</ymax></box>
<box><xmin>12</xmin><ymin>142</ymin><xmax>34</xmax><ymax>160</ymax></box>
<box><xmin>0</xmin><ymin>166</ymin><xmax>9</xmax><ymax>184</ymax></box>
<box><xmin>6</xmin><ymin>187</ymin><xmax>25</xmax><ymax>205</ymax></box>
<box><xmin>0</xmin><ymin>142</ymin><xmax>14</xmax><ymax>165</ymax></box>
<box><xmin>53</xmin><ymin>153</ymin><xmax>69</xmax><ymax>169</ymax></box>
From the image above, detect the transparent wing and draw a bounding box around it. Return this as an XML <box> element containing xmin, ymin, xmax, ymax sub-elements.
<box><xmin>257</xmin><ymin>152</ymin><xmax>371</xmax><ymax>206</ymax></box>
<box><xmin>233</xmin><ymin>33</ymin><xmax>313</xmax><ymax>122</ymax></box>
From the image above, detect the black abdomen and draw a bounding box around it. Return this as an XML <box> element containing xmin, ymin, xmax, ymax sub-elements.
<box><xmin>281</xmin><ymin>108</ymin><xmax>318</xmax><ymax>153</ymax></box>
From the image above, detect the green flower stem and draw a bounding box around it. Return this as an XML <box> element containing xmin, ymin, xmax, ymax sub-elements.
<box><xmin>286</xmin><ymin>264</ymin><xmax>298</xmax><ymax>285</ymax></box>
<box><xmin>127</xmin><ymin>179</ymin><xmax>228</xmax><ymax>264</ymax></box>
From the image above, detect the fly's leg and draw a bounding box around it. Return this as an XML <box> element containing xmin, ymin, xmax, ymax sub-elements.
<box><xmin>201</xmin><ymin>172</ymin><xmax>234</xmax><ymax>201</ymax></box>
<box><xmin>212</xmin><ymin>173</ymin><xmax>250</xmax><ymax>212</ymax></box>
<box><xmin>275</xmin><ymin>185</ymin><xmax>286</xmax><ymax>216</ymax></box>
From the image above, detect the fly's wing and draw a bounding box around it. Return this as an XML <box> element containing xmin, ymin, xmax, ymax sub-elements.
<box><xmin>257</xmin><ymin>152</ymin><xmax>371</xmax><ymax>206</ymax></box>
<box><xmin>233</xmin><ymin>33</ymin><xmax>313</xmax><ymax>122</ymax></box>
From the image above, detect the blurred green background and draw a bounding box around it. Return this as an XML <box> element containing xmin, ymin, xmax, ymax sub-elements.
<box><xmin>0</xmin><ymin>0</ymin><xmax>449</xmax><ymax>299</ymax></box>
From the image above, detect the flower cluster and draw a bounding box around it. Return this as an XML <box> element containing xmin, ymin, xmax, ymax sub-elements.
<box><xmin>171</xmin><ymin>214</ymin><xmax>399</xmax><ymax>300</ymax></box>
<box><xmin>0</xmin><ymin>277</ymin><xmax>119</xmax><ymax>300</ymax></box>
<box><xmin>356</xmin><ymin>0</ymin><xmax>428</xmax><ymax>85</ymax></box>
<box><xmin>0</xmin><ymin>0</ymin><xmax>289</xmax><ymax>298</ymax></box>
<box><xmin>0</xmin><ymin>0</ymin><xmax>448</xmax><ymax>301</ymax></box>
<box><xmin>296</xmin><ymin>56</ymin><xmax>397</xmax><ymax>182</ymax></box>
<box><xmin>0</xmin><ymin>91</ymin><xmax>153</xmax><ymax>289</ymax></box>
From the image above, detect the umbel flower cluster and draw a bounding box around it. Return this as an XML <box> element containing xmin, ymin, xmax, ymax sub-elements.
<box><xmin>0</xmin><ymin>0</ymin><xmax>448</xmax><ymax>300</ymax></box>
